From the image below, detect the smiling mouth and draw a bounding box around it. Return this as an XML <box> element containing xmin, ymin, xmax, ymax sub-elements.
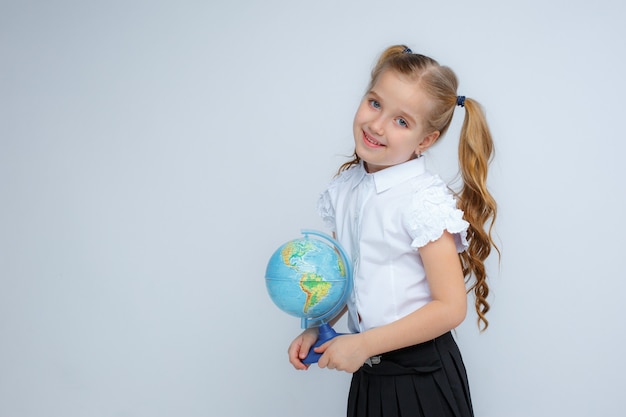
<box><xmin>363</xmin><ymin>131</ymin><xmax>385</xmax><ymax>147</ymax></box>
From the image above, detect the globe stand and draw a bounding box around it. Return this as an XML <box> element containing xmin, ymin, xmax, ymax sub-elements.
<box><xmin>302</xmin><ymin>322</ymin><xmax>340</xmax><ymax>365</ymax></box>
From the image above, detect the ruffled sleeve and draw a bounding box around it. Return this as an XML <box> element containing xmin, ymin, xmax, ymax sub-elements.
<box><xmin>316</xmin><ymin>189</ymin><xmax>336</xmax><ymax>231</ymax></box>
<box><xmin>316</xmin><ymin>166</ymin><xmax>363</xmax><ymax>232</ymax></box>
<box><xmin>403</xmin><ymin>180</ymin><xmax>469</xmax><ymax>252</ymax></box>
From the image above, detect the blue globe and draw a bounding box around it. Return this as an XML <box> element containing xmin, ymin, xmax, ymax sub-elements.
<box><xmin>265</xmin><ymin>230</ymin><xmax>352</xmax><ymax>363</ymax></box>
<box><xmin>265</xmin><ymin>230</ymin><xmax>351</xmax><ymax>327</ymax></box>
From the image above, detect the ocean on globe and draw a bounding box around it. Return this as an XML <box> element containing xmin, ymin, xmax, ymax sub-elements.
<box><xmin>265</xmin><ymin>230</ymin><xmax>351</xmax><ymax>328</ymax></box>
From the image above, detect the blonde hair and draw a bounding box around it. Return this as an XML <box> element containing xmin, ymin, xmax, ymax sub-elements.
<box><xmin>340</xmin><ymin>45</ymin><xmax>498</xmax><ymax>330</ymax></box>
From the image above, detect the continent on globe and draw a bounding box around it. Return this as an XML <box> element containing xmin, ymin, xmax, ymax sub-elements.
<box><xmin>281</xmin><ymin>240</ymin><xmax>316</xmax><ymax>268</ymax></box>
<box><xmin>299</xmin><ymin>273</ymin><xmax>331</xmax><ymax>313</ymax></box>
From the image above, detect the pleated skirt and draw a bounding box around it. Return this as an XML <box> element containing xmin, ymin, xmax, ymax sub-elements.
<box><xmin>347</xmin><ymin>332</ymin><xmax>473</xmax><ymax>417</ymax></box>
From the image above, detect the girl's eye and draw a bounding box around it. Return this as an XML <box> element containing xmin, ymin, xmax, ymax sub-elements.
<box><xmin>396</xmin><ymin>118</ymin><xmax>408</xmax><ymax>128</ymax></box>
<box><xmin>369</xmin><ymin>99</ymin><xmax>381</xmax><ymax>109</ymax></box>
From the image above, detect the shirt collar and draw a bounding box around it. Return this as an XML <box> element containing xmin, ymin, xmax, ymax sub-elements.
<box><xmin>371</xmin><ymin>157</ymin><xmax>426</xmax><ymax>193</ymax></box>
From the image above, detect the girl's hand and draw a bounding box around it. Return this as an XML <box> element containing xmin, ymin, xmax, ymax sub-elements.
<box><xmin>287</xmin><ymin>327</ymin><xmax>319</xmax><ymax>370</ymax></box>
<box><xmin>315</xmin><ymin>333</ymin><xmax>369</xmax><ymax>373</ymax></box>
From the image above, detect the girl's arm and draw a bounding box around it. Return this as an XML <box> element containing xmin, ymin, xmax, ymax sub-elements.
<box><xmin>316</xmin><ymin>231</ymin><xmax>467</xmax><ymax>372</ymax></box>
<box><xmin>362</xmin><ymin>230</ymin><xmax>467</xmax><ymax>352</ymax></box>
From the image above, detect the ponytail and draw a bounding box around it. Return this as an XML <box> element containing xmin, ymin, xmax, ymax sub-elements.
<box><xmin>457</xmin><ymin>98</ymin><xmax>499</xmax><ymax>331</ymax></box>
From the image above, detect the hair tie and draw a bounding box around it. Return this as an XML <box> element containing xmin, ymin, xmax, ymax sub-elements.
<box><xmin>456</xmin><ymin>96</ymin><xmax>466</xmax><ymax>107</ymax></box>
<box><xmin>402</xmin><ymin>47</ymin><xmax>413</xmax><ymax>54</ymax></box>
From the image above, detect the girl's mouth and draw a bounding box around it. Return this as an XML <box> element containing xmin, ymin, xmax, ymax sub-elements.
<box><xmin>363</xmin><ymin>130</ymin><xmax>385</xmax><ymax>147</ymax></box>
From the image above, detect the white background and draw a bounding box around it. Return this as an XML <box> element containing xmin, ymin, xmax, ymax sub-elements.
<box><xmin>1</xmin><ymin>1</ymin><xmax>625</xmax><ymax>416</ymax></box>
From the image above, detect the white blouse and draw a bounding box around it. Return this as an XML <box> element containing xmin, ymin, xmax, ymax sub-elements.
<box><xmin>317</xmin><ymin>157</ymin><xmax>469</xmax><ymax>333</ymax></box>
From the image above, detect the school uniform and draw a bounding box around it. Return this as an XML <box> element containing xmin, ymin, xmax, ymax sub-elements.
<box><xmin>318</xmin><ymin>157</ymin><xmax>473</xmax><ymax>417</ymax></box>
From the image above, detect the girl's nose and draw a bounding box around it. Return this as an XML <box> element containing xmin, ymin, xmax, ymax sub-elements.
<box><xmin>370</xmin><ymin>115</ymin><xmax>385</xmax><ymax>135</ymax></box>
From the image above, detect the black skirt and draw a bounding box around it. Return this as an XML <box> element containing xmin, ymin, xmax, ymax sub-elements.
<box><xmin>347</xmin><ymin>332</ymin><xmax>473</xmax><ymax>417</ymax></box>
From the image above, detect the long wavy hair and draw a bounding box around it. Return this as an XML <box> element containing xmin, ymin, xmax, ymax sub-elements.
<box><xmin>339</xmin><ymin>45</ymin><xmax>499</xmax><ymax>330</ymax></box>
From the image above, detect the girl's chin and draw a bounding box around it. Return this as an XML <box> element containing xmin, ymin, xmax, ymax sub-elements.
<box><xmin>363</xmin><ymin>162</ymin><xmax>385</xmax><ymax>173</ymax></box>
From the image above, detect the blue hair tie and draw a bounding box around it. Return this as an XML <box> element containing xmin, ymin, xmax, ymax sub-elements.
<box><xmin>402</xmin><ymin>47</ymin><xmax>413</xmax><ymax>54</ymax></box>
<box><xmin>456</xmin><ymin>95</ymin><xmax>466</xmax><ymax>107</ymax></box>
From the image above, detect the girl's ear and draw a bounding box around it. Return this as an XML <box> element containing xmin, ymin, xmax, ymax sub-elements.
<box><xmin>416</xmin><ymin>131</ymin><xmax>440</xmax><ymax>154</ymax></box>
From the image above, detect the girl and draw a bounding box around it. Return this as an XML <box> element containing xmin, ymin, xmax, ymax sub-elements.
<box><xmin>288</xmin><ymin>45</ymin><xmax>497</xmax><ymax>417</ymax></box>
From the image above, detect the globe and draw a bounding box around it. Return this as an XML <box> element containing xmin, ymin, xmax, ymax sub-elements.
<box><xmin>265</xmin><ymin>229</ymin><xmax>352</xmax><ymax>364</ymax></box>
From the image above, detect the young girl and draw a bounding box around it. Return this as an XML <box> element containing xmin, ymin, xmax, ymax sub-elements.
<box><xmin>288</xmin><ymin>45</ymin><xmax>497</xmax><ymax>417</ymax></box>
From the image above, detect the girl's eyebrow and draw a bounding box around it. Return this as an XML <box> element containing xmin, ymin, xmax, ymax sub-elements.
<box><xmin>366</xmin><ymin>89</ymin><xmax>380</xmax><ymax>99</ymax></box>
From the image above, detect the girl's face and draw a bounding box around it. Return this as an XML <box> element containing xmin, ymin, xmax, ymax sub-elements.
<box><xmin>353</xmin><ymin>69</ymin><xmax>439</xmax><ymax>173</ymax></box>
